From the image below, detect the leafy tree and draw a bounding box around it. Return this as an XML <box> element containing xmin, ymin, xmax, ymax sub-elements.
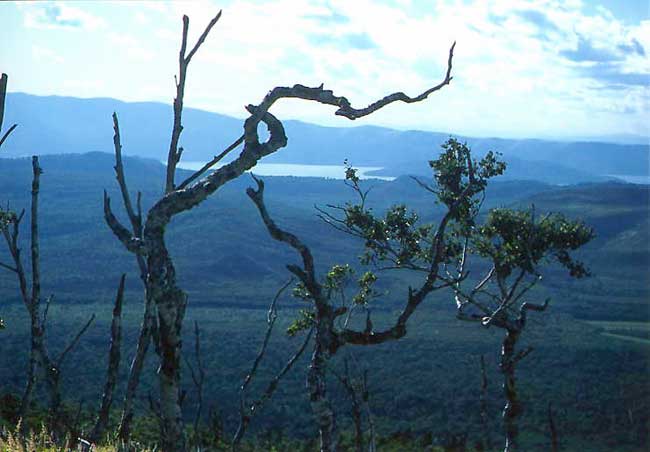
<box><xmin>246</xmin><ymin>138</ymin><xmax>504</xmax><ymax>450</ymax></box>
<box><xmin>103</xmin><ymin>11</ymin><xmax>456</xmax><ymax>452</ymax></box>
<box><xmin>454</xmin><ymin>206</ymin><xmax>594</xmax><ymax>451</ymax></box>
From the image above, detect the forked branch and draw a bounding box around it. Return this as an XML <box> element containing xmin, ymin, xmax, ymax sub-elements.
<box><xmin>166</xmin><ymin>12</ymin><xmax>223</xmax><ymax>193</ymax></box>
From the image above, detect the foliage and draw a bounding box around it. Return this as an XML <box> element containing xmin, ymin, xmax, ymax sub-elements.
<box><xmin>474</xmin><ymin>208</ymin><xmax>595</xmax><ymax>279</ymax></box>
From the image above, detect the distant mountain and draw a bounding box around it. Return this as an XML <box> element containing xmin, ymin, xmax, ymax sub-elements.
<box><xmin>3</xmin><ymin>93</ymin><xmax>649</xmax><ymax>183</ymax></box>
<box><xmin>366</xmin><ymin>156</ymin><xmax>616</xmax><ymax>185</ymax></box>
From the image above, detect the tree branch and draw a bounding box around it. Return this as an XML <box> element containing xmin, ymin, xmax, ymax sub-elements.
<box><xmin>0</xmin><ymin>73</ymin><xmax>17</xmax><ymax>149</ymax></box>
<box><xmin>246</xmin><ymin>176</ymin><xmax>318</xmax><ymax>293</ymax></box>
<box><xmin>90</xmin><ymin>274</ymin><xmax>126</xmax><ymax>444</ymax></box>
<box><xmin>103</xmin><ymin>191</ymin><xmax>146</xmax><ymax>254</ymax></box>
<box><xmin>166</xmin><ymin>12</ymin><xmax>223</xmax><ymax>193</ymax></box>
<box><xmin>111</xmin><ymin>113</ymin><xmax>142</xmax><ymax>236</ymax></box>
<box><xmin>30</xmin><ymin>157</ymin><xmax>42</xmax><ymax>310</ymax></box>
<box><xmin>176</xmin><ymin>134</ymin><xmax>244</xmax><ymax>190</ymax></box>
<box><xmin>233</xmin><ymin>278</ymin><xmax>293</xmax><ymax>446</ymax></box>
<box><xmin>56</xmin><ymin>314</ymin><xmax>96</xmax><ymax>367</ymax></box>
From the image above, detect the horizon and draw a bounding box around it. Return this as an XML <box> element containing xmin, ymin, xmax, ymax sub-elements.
<box><xmin>6</xmin><ymin>90</ymin><xmax>650</xmax><ymax>146</ymax></box>
<box><xmin>3</xmin><ymin>0</ymin><xmax>649</xmax><ymax>142</ymax></box>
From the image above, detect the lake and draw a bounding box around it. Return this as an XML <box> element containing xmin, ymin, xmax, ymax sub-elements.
<box><xmin>176</xmin><ymin>161</ymin><xmax>395</xmax><ymax>181</ymax></box>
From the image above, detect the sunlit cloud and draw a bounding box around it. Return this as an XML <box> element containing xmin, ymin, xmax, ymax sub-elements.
<box><xmin>5</xmin><ymin>0</ymin><xmax>649</xmax><ymax>139</ymax></box>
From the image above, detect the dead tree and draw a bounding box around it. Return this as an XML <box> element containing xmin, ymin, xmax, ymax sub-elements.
<box><xmin>0</xmin><ymin>156</ymin><xmax>95</xmax><ymax>435</ymax></box>
<box><xmin>0</xmin><ymin>72</ymin><xmax>17</xmax><ymax>331</ymax></box>
<box><xmin>453</xmin><ymin>207</ymin><xmax>594</xmax><ymax>452</ymax></box>
<box><xmin>246</xmin><ymin>139</ymin><xmax>503</xmax><ymax>451</ymax></box>
<box><xmin>105</xmin><ymin>111</ymin><xmax>161</xmax><ymax>443</ymax></box>
<box><xmin>104</xmin><ymin>10</ymin><xmax>457</xmax><ymax>451</ymax></box>
<box><xmin>184</xmin><ymin>320</ymin><xmax>206</xmax><ymax>448</ymax></box>
<box><xmin>88</xmin><ymin>274</ymin><xmax>126</xmax><ymax>445</ymax></box>
<box><xmin>330</xmin><ymin>356</ymin><xmax>371</xmax><ymax>452</ymax></box>
<box><xmin>231</xmin><ymin>278</ymin><xmax>314</xmax><ymax>449</ymax></box>
<box><xmin>478</xmin><ymin>355</ymin><xmax>492</xmax><ymax>451</ymax></box>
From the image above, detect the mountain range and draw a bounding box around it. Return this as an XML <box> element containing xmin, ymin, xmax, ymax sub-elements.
<box><xmin>3</xmin><ymin>93</ymin><xmax>649</xmax><ymax>185</ymax></box>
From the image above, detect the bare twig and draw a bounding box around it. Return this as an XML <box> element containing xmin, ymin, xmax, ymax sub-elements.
<box><xmin>184</xmin><ymin>320</ymin><xmax>206</xmax><ymax>444</ymax></box>
<box><xmin>0</xmin><ymin>73</ymin><xmax>18</xmax><ymax>149</ymax></box>
<box><xmin>232</xmin><ymin>326</ymin><xmax>314</xmax><ymax>449</ymax></box>
<box><xmin>56</xmin><ymin>314</ymin><xmax>96</xmax><ymax>367</ymax></box>
<box><xmin>0</xmin><ymin>124</ymin><xmax>17</xmax><ymax>149</ymax></box>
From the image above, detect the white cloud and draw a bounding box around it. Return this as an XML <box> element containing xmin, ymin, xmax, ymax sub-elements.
<box><xmin>20</xmin><ymin>2</ymin><xmax>105</xmax><ymax>31</ymax></box>
<box><xmin>11</xmin><ymin>0</ymin><xmax>648</xmax><ymax>138</ymax></box>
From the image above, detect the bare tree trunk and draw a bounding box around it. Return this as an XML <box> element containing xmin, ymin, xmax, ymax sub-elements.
<box><xmin>500</xmin><ymin>329</ymin><xmax>522</xmax><ymax>452</ymax></box>
<box><xmin>90</xmin><ymin>275</ymin><xmax>126</xmax><ymax>444</ymax></box>
<box><xmin>146</xmin><ymin>230</ymin><xmax>187</xmax><ymax>452</ymax></box>
<box><xmin>479</xmin><ymin>354</ymin><xmax>492</xmax><ymax>450</ymax></box>
<box><xmin>118</xmin><ymin>291</ymin><xmax>156</xmax><ymax>442</ymax></box>
<box><xmin>308</xmin><ymin>339</ymin><xmax>338</xmax><ymax>452</ymax></box>
<box><xmin>548</xmin><ymin>402</ymin><xmax>559</xmax><ymax>452</ymax></box>
<box><xmin>351</xmin><ymin>393</ymin><xmax>363</xmax><ymax>452</ymax></box>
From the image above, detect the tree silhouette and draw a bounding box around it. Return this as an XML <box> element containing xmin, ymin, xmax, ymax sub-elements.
<box><xmin>247</xmin><ymin>139</ymin><xmax>504</xmax><ymax>450</ymax></box>
<box><xmin>104</xmin><ymin>11</ymin><xmax>456</xmax><ymax>451</ymax></box>
<box><xmin>454</xmin><ymin>206</ymin><xmax>594</xmax><ymax>451</ymax></box>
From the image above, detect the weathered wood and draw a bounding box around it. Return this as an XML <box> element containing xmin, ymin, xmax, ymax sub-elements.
<box><xmin>90</xmin><ymin>274</ymin><xmax>126</xmax><ymax>444</ymax></box>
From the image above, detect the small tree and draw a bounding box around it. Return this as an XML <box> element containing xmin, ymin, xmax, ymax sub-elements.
<box><xmin>0</xmin><ymin>156</ymin><xmax>95</xmax><ymax>437</ymax></box>
<box><xmin>104</xmin><ymin>11</ymin><xmax>457</xmax><ymax>451</ymax></box>
<box><xmin>454</xmin><ymin>207</ymin><xmax>594</xmax><ymax>452</ymax></box>
<box><xmin>246</xmin><ymin>139</ymin><xmax>504</xmax><ymax>450</ymax></box>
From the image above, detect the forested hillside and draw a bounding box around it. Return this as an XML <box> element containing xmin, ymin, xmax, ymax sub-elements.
<box><xmin>1</xmin><ymin>153</ymin><xmax>648</xmax><ymax>451</ymax></box>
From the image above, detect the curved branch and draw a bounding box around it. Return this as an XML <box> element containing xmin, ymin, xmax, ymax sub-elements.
<box><xmin>176</xmin><ymin>134</ymin><xmax>244</xmax><ymax>190</ymax></box>
<box><xmin>246</xmin><ymin>175</ymin><xmax>318</xmax><ymax>292</ymax></box>
<box><xmin>103</xmin><ymin>191</ymin><xmax>146</xmax><ymax>254</ymax></box>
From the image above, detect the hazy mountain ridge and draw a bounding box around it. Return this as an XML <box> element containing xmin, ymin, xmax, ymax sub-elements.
<box><xmin>4</xmin><ymin>93</ymin><xmax>649</xmax><ymax>183</ymax></box>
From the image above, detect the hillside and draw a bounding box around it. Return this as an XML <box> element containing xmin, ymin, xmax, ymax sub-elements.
<box><xmin>0</xmin><ymin>153</ymin><xmax>647</xmax><ymax>320</ymax></box>
<box><xmin>0</xmin><ymin>153</ymin><xmax>648</xmax><ymax>451</ymax></box>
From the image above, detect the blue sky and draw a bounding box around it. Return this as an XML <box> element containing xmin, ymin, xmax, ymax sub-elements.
<box><xmin>2</xmin><ymin>0</ymin><xmax>649</xmax><ymax>140</ymax></box>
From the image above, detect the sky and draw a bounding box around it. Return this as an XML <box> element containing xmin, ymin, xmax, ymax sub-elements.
<box><xmin>2</xmin><ymin>0</ymin><xmax>649</xmax><ymax>140</ymax></box>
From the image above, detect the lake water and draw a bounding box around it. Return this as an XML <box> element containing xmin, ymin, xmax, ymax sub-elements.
<box><xmin>176</xmin><ymin>161</ymin><xmax>395</xmax><ymax>181</ymax></box>
<box><xmin>608</xmin><ymin>174</ymin><xmax>650</xmax><ymax>184</ymax></box>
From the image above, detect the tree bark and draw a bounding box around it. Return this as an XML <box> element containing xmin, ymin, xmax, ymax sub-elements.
<box><xmin>145</xmin><ymin>222</ymin><xmax>187</xmax><ymax>452</ymax></box>
<box><xmin>308</xmin><ymin>338</ymin><xmax>338</xmax><ymax>452</ymax></box>
<box><xmin>90</xmin><ymin>275</ymin><xmax>125</xmax><ymax>444</ymax></box>
<box><xmin>118</xmin><ymin>290</ymin><xmax>156</xmax><ymax>442</ymax></box>
<box><xmin>500</xmin><ymin>328</ymin><xmax>522</xmax><ymax>452</ymax></box>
